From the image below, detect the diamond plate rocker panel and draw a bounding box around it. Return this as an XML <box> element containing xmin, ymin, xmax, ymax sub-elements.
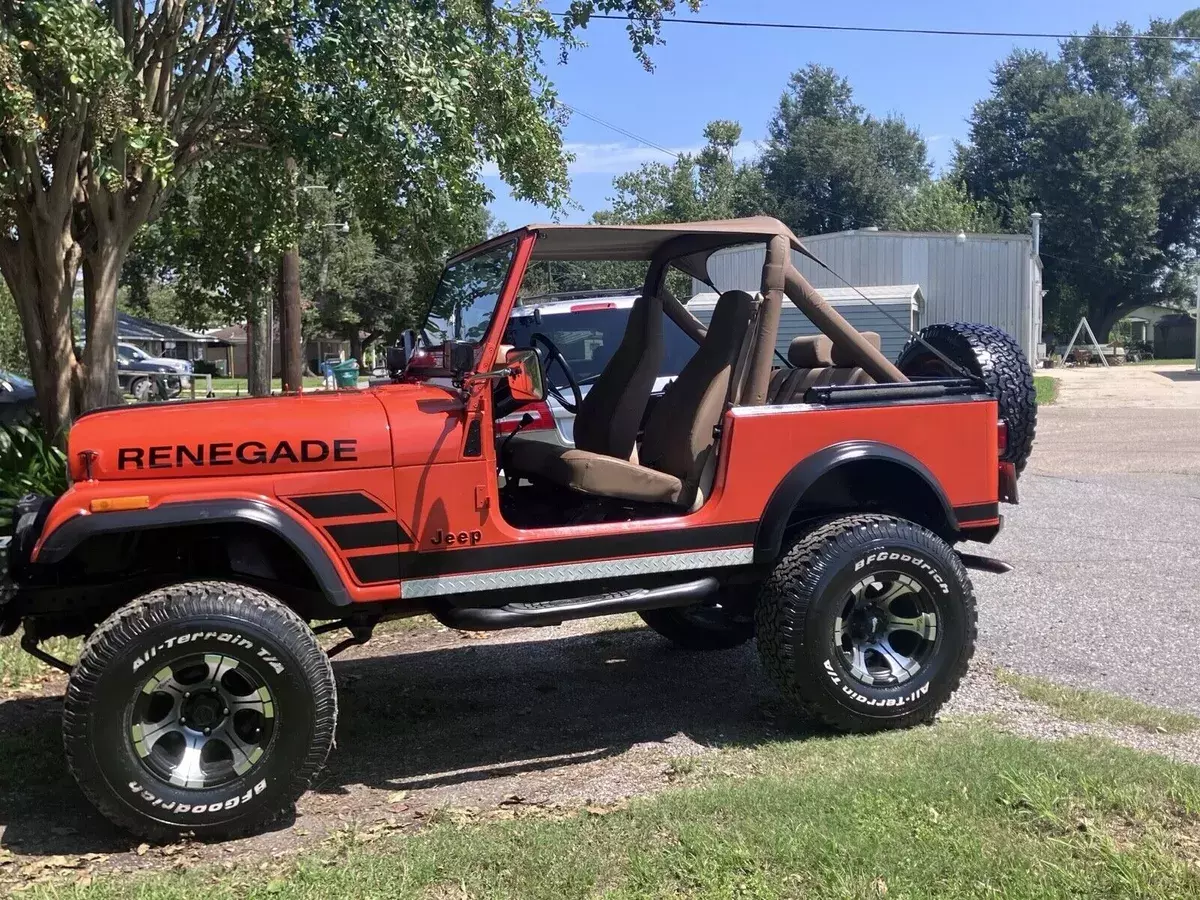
<box><xmin>400</xmin><ymin>547</ymin><xmax>755</xmax><ymax>599</ymax></box>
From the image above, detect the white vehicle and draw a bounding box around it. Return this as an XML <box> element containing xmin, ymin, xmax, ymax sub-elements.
<box><xmin>498</xmin><ymin>290</ymin><xmax>697</xmax><ymax>448</ymax></box>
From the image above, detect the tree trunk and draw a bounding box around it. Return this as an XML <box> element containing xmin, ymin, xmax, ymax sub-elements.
<box><xmin>80</xmin><ymin>236</ymin><xmax>128</xmax><ymax>411</ymax></box>
<box><xmin>0</xmin><ymin>224</ymin><xmax>82</xmax><ymax>441</ymax></box>
<box><xmin>247</xmin><ymin>301</ymin><xmax>271</xmax><ymax>397</ymax></box>
<box><xmin>349</xmin><ymin>331</ymin><xmax>363</xmax><ymax>362</ymax></box>
<box><xmin>278</xmin><ymin>157</ymin><xmax>303</xmax><ymax>393</ymax></box>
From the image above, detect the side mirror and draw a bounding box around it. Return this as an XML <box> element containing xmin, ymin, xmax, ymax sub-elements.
<box><xmin>505</xmin><ymin>348</ymin><xmax>546</xmax><ymax>403</ymax></box>
<box><xmin>444</xmin><ymin>339</ymin><xmax>476</xmax><ymax>375</ymax></box>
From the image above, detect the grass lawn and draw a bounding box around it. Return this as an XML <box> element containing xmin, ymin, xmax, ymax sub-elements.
<box><xmin>1129</xmin><ymin>358</ymin><xmax>1195</xmax><ymax>366</ymax></box>
<box><xmin>997</xmin><ymin>669</ymin><xmax>1200</xmax><ymax>735</ymax></box>
<box><xmin>20</xmin><ymin>725</ymin><xmax>1200</xmax><ymax>899</ymax></box>
<box><xmin>1034</xmin><ymin>374</ymin><xmax>1059</xmax><ymax>405</ymax></box>
<box><xmin>202</xmin><ymin>376</ymin><xmax>331</xmax><ymax>393</ymax></box>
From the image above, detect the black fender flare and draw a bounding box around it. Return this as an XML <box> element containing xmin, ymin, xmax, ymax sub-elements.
<box><xmin>36</xmin><ymin>498</ymin><xmax>350</xmax><ymax>606</ymax></box>
<box><xmin>753</xmin><ymin>441</ymin><xmax>959</xmax><ymax>564</ymax></box>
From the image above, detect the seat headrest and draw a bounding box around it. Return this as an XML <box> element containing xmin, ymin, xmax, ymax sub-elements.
<box><xmin>709</xmin><ymin>290</ymin><xmax>755</xmax><ymax>334</ymax></box>
<box><xmin>831</xmin><ymin>331</ymin><xmax>881</xmax><ymax>366</ymax></box>
<box><xmin>788</xmin><ymin>335</ymin><xmax>833</xmax><ymax>368</ymax></box>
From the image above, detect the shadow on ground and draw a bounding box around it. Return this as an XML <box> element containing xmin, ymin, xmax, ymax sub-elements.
<box><xmin>1152</xmin><ymin>368</ymin><xmax>1200</xmax><ymax>382</ymax></box>
<box><xmin>0</xmin><ymin>625</ymin><xmax>803</xmax><ymax>859</ymax></box>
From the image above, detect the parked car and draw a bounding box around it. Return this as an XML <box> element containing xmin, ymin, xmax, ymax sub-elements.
<box><xmin>116</xmin><ymin>350</ymin><xmax>183</xmax><ymax>402</ymax></box>
<box><xmin>0</xmin><ymin>370</ymin><xmax>36</xmax><ymax>425</ymax></box>
<box><xmin>498</xmin><ymin>291</ymin><xmax>698</xmax><ymax>448</ymax></box>
<box><xmin>118</xmin><ymin>343</ymin><xmax>193</xmax><ymax>377</ymax></box>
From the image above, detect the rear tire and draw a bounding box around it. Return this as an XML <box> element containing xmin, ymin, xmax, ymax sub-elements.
<box><xmin>640</xmin><ymin>591</ymin><xmax>754</xmax><ymax>651</ymax></box>
<box><xmin>755</xmin><ymin>515</ymin><xmax>976</xmax><ymax>732</ymax></box>
<box><xmin>130</xmin><ymin>377</ymin><xmax>151</xmax><ymax>403</ymax></box>
<box><xmin>63</xmin><ymin>581</ymin><xmax>337</xmax><ymax>842</ymax></box>
<box><xmin>896</xmin><ymin>322</ymin><xmax>1036</xmax><ymax>473</ymax></box>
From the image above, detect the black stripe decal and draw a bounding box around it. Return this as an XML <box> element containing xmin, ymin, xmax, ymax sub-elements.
<box><xmin>291</xmin><ymin>493</ymin><xmax>385</xmax><ymax>519</ymax></box>
<box><xmin>349</xmin><ymin>553</ymin><xmax>400</xmax><ymax>585</ymax></box>
<box><xmin>326</xmin><ymin>520</ymin><xmax>411</xmax><ymax>551</ymax></box>
<box><xmin>348</xmin><ymin>521</ymin><xmax>759</xmax><ymax>585</ymax></box>
<box><xmin>955</xmin><ymin>502</ymin><xmax>999</xmax><ymax>523</ymax></box>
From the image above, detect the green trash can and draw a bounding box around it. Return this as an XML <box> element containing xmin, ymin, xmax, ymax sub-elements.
<box><xmin>331</xmin><ymin>358</ymin><xmax>359</xmax><ymax>389</ymax></box>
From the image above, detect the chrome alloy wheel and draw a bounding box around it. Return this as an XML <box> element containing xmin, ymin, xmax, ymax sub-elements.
<box><xmin>128</xmin><ymin>653</ymin><xmax>277</xmax><ymax>789</ymax></box>
<box><xmin>834</xmin><ymin>572</ymin><xmax>939</xmax><ymax>687</ymax></box>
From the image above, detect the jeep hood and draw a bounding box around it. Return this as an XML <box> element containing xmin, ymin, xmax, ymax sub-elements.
<box><xmin>67</xmin><ymin>391</ymin><xmax>399</xmax><ymax>482</ymax></box>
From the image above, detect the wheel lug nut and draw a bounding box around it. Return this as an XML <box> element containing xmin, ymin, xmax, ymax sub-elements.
<box><xmin>210</xmin><ymin>686</ymin><xmax>219</xmax><ymax>694</ymax></box>
<box><xmin>204</xmin><ymin>727</ymin><xmax>211</xmax><ymax>736</ymax></box>
<box><xmin>179</xmin><ymin>717</ymin><xmax>187</xmax><ymax>725</ymax></box>
<box><xmin>222</xmin><ymin>708</ymin><xmax>229</xmax><ymax>716</ymax></box>
<box><xmin>184</xmin><ymin>692</ymin><xmax>191</xmax><ymax>699</ymax></box>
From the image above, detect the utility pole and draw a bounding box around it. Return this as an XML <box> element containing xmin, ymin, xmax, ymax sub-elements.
<box><xmin>278</xmin><ymin>156</ymin><xmax>303</xmax><ymax>393</ymax></box>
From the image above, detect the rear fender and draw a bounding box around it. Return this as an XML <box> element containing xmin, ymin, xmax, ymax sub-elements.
<box><xmin>754</xmin><ymin>441</ymin><xmax>959</xmax><ymax>563</ymax></box>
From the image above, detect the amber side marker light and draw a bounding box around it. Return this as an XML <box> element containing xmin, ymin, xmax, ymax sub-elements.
<box><xmin>90</xmin><ymin>496</ymin><xmax>150</xmax><ymax>513</ymax></box>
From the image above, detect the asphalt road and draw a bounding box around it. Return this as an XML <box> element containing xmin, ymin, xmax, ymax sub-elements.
<box><xmin>966</xmin><ymin>371</ymin><xmax>1200</xmax><ymax>715</ymax></box>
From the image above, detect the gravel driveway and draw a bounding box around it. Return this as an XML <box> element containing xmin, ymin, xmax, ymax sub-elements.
<box><xmin>966</xmin><ymin>366</ymin><xmax>1200</xmax><ymax>714</ymax></box>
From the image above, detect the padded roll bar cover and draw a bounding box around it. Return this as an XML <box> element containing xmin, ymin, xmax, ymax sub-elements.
<box><xmin>832</xmin><ymin>331</ymin><xmax>880</xmax><ymax>366</ymax></box>
<box><xmin>744</xmin><ymin>234</ymin><xmax>789</xmax><ymax>406</ymax></box>
<box><xmin>782</xmin><ymin>264</ymin><xmax>907</xmax><ymax>384</ymax></box>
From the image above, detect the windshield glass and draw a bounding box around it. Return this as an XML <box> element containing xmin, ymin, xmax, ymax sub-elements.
<box><xmin>422</xmin><ymin>241</ymin><xmax>516</xmax><ymax>348</ymax></box>
<box><xmin>505</xmin><ymin>305</ymin><xmax>697</xmax><ymax>388</ymax></box>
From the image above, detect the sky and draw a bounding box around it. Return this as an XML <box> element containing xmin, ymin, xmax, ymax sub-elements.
<box><xmin>485</xmin><ymin>0</ymin><xmax>1193</xmax><ymax>229</ymax></box>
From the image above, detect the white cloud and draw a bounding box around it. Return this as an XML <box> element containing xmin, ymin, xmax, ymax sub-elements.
<box><xmin>482</xmin><ymin>138</ymin><xmax>763</xmax><ymax>179</ymax></box>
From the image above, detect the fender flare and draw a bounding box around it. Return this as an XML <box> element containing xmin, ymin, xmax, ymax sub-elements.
<box><xmin>753</xmin><ymin>441</ymin><xmax>959</xmax><ymax>564</ymax></box>
<box><xmin>36</xmin><ymin>498</ymin><xmax>350</xmax><ymax>606</ymax></box>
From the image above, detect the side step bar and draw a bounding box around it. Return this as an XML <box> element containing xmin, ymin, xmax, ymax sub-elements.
<box><xmin>434</xmin><ymin>576</ymin><xmax>719</xmax><ymax>631</ymax></box>
<box><xmin>958</xmin><ymin>552</ymin><xmax>1014</xmax><ymax>575</ymax></box>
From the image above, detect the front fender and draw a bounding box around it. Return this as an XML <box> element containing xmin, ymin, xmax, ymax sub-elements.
<box><xmin>35</xmin><ymin>498</ymin><xmax>350</xmax><ymax>606</ymax></box>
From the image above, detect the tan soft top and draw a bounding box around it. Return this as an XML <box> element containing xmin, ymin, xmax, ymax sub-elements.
<box><xmin>453</xmin><ymin>216</ymin><xmax>811</xmax><ymax>284</ymax></box>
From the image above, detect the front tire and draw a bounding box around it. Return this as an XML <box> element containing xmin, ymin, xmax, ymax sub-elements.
<box><xmin>755</xmin><ymin>515</ymin><xmax>976</xmax><ymax>732</ymax></box>
<box><xmin>63</xmin><ymin>581</ymin><xmax>337</xmax><ymax>841</ymax></box>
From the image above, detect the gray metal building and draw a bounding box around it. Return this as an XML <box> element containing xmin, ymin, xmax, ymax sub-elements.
<box><xmin>689</xmin><ymin>284</ymin><xmax>924</xmax><ymax>362</ymax></box>
<box><xmin>694</xmin><ymin>225</ymin><xmax>1044</xmax><ymax>362</ymax></box>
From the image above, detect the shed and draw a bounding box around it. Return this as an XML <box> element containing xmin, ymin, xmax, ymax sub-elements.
<box><xmin>695</xmin><ymin>227</ymin><xmax>1043</xmax><ymax>363</ymax></box>
<box><xmin>688</xmin><ymin>284</ymin><xmax>924</xmax><ymax>362</ymax></box>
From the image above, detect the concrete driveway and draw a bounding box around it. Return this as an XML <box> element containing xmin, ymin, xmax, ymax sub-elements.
<box><xmin>967</xmin><ymin>364</ymin><xmax>1200</xmax><ymax>713</ymax></box>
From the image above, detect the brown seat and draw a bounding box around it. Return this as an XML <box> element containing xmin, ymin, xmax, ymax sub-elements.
<box><xmin>509</xmin><ymin>290</ymin><xmax>755</xmax><ymax>507</ymax></box>
<box><xmin>505</xmin><ymin>293</ymin><xmax>664</xmax><ymax>479</ymax></box>
<box><xmin>768</xmin><ymin>334</ymin><xmax>833</xmax><ymax>403</ymax></box>
<box><xmin>814</xmin><ymin>331</ymin><xmax>880</xmax><ymax>388</ymax></box>
<box><xmin>573</xmin><ymin>293</ymin><xmax>664</xmax><ymax>458</ymax></box>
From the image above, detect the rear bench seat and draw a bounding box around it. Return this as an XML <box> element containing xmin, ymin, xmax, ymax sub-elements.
<box><xmin>767</xmin><ymin>332</ymin><xmax>881</xmax><ymax>404</ymax></box>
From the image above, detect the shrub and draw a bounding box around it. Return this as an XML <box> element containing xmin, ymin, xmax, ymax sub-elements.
<box><xmin>0</xmin><ymin>423</ymin><xmax>68</xmax><ymax>532</ymax></box>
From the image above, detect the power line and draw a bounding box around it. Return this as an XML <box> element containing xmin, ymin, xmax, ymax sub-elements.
<box><xmin>553</xmin><ymin>12</ymin><xmax>1200</xmax><ymax>43</ymax></box>
<box><xmin>553</xmin><ymin>99</ymin><xmax>682</xmax><ymax>160</ymax></box>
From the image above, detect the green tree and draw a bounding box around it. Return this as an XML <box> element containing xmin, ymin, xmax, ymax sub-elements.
<box><xmin>760</xmin><ymin>65</ymin><xmax>929</xmax><ymax>236</ymax></box>
<box><xmin>891</xmin><ymin>179</ymin><xmax>1004</xmax><ymax>233</ymax></box>
<box><xmin>0</xmin><ymin>0</ymin><xmax>702</xmax><ymax>438</ymax></box>
<box><xmin>599</xmin><ymin>120</ymin><xmax>765</xmax><ymax>225</ymax></box>
<box><xmin>0</xmin><ymin>281</ymin><xmax>26</xmax><ymax>375</ymax></box>
<box><xmin>957</xmin><ymin>14</ymin><xmax>1200</xmax><ymax>338</ymax></box>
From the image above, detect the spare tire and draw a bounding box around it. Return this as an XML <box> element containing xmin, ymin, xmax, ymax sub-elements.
<box><xmin>896</xmin><ymin>322</ymin><xmax>1036</xmax><ymax>473</ymax></box>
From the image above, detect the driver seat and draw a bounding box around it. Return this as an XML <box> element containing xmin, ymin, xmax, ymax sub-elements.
<box><xmin>573</xmin><ymin>292</ymin><xmax>664</xmax><ymax>459</ymax></box>
<box><xmin>508</xmin><ymin>289</ymin><xmax>754</xmax><ymax>508</ymax></box>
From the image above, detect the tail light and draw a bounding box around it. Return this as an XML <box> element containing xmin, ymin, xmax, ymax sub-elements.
<box><xmin>997</xmin><ymin>420</ymin><xmax>1008</xmax><ymax>455</ymax></box>
<box><xmin>496</xmin><ymin>400</ymin><xmax>555</xmax><ymax>435</ymax></box>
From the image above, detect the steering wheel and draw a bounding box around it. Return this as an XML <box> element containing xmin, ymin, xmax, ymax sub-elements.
<box><xmin>529</xmin><ymin>332</ymin><xmax>584</xmax><ymax>414</ymax></box>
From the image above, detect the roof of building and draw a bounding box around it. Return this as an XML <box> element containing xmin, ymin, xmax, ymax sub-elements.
<box><xmin>118</xmin><ymin>312</ymin><xmax>223</xmax><ymax>345</ymax></box>
<box><xmin>689</xmin><ymin>284</ymin><xmax>924</xmax><ymax>310</ymax></box>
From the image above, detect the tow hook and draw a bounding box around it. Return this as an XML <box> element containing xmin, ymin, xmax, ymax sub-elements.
<box><xmin>958</xmin><ymin>552</ymin><xmax>1013</xmax><ymax>575</ymax></box>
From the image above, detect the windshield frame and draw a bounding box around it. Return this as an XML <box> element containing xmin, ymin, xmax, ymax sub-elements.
<box><xmin>416</xmin><ymin>239</ymin><xmax>518</xmax><ymax>347</ymax></box>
